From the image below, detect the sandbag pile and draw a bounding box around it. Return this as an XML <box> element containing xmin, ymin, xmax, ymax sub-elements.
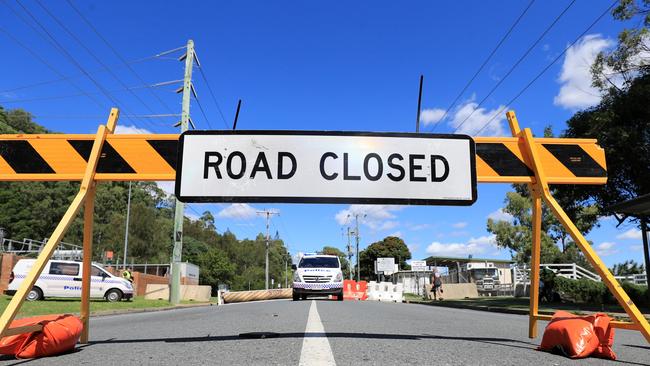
<box><xmin>539</xmin><ymin>310</ymin><xmax>616</xmax><ymax>360</ymax></box>
<box><xmin>0</xmin><ymin>314</ymin><xmax>83</xmax><ymax>359</ymax></box>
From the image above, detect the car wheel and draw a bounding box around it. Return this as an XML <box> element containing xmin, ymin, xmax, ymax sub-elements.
<box><xmin>337</xmin><ymin>291</ymin><xmax>344</xmax><ymax>301</ymax></box>
<box><xmin>105</xmin><ymin>289</ymin><xmax>123</xmax><ymax>302</ymax></box>
<box><xmin>300</xmin><ymin>294</ymin><xmax>307</xmax><ymax>300</ymax></box>
<box><xmin>292</xmin><ymin>291</ymin><xmax>299</xmax><ymax>301</ymax></box>
<box><xmin>26</xmin><ymin>287</ymin><xmax>43</xmax><ymax>301</ymax></box>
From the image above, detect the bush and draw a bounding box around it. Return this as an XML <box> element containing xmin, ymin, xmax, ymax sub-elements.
<box><xmin>552</xmin><ymin>276</ymin><xmax>649</xmax><ymax>307</ymax></box>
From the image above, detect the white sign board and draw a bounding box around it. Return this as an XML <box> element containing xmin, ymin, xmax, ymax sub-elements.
<box><xmin>376</xmin><ymin>257</ymin><xmax>396</xmax><ymax>273</ymax></box>
<box><xmin>176</xmin><ymin>131</ymin><xmax>477</xmax><ymax>205</ymax></box>
<box><xmin>411</xmin><ymin>260</ymin><xmax>427</xmax><ymax>272</ymax></box>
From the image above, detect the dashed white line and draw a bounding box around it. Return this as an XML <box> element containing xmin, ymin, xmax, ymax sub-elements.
<box><xmin>299</xmin><ymin>300</ymin><xmax>336</xmax><ymax>366</ymax></box>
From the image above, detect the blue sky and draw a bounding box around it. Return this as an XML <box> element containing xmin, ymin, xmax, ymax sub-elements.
<box><xmin>0</xmin><ymin>0</ymin><xmax>646</xmax><ymax>267</ymax></box>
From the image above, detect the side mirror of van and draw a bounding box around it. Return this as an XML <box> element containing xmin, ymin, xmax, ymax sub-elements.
<box><xmin>291</xmin><ymin>264</ymin><xmax>297</xmax><ymax>270</ymax></box>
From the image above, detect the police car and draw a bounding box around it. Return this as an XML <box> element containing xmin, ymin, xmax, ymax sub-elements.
<box><xmin>5</xmin><ymin>259</ymin><xmax>134</xmax><ymax>302</ymax></box>
<box><xmin>292</xmin><ymin>254</ymin><xmax>343</xmax><ymax>301</ymax></box>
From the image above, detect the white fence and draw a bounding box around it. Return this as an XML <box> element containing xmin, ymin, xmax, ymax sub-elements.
<box><xmin>1</xmin><ymin>237</ymin><xmax>82</xmax><ymax>260</ymax></box>
<box><xmin>514</xmin><ymin>263</ymin><xmax>647</xmax><ymax>286</ymax></box>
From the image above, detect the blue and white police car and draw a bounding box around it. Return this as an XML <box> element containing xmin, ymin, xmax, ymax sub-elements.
<box><xmin>5</xmin><ymin>259</ymin><xmax>134</xmax><ymax>302</ymax></box>
<box><xmin>292</xmin><ymin>254</ymin><xmax>343</xmax><ymax>301</ymax></box>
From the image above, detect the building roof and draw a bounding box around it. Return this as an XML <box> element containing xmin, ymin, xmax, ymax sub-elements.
<box><xmin>423</xmin><ymin>256</ymin><xmax>514</xmax><ymax>267</ymax></box>
<box><xmin>605</xmin><ymin>193</ymin><xmax>650</xmax><ymax>218</ymax></box>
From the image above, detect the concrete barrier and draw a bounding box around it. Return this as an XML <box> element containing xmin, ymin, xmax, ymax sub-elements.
<box><xmin>222</xmin><ymin>288</ymin><xmax>292</xmax><ymax>303</ymax></box>
<box><xmin>144</xmin><ymin>284</ymin><xmax>212</xmax><ymax>302</ymax></box>
<box><xmin>425</xmin><ymin>283</ymin><xmax>478</xmax><ymax>300</ymax></box>
<box><xmin>367</xmin><ymin>282</ymin><xmax>403</xmax><ymax>302</ymax></box>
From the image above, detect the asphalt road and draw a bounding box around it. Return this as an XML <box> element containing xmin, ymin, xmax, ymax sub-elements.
<box><xmin>0</xmin><ymin>299</ymin><xmax>648</xmax><ymax>365</ymax></box>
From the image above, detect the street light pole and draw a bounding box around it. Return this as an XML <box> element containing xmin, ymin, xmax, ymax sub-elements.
<box><xmin>122</xmin><ymin>181</ymin><xmax>132</xmax><ymax>270</ymax></box>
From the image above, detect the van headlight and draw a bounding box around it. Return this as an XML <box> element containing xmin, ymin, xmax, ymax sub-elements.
<box><xmin>293</xmin><ymin>272</ymin><xmax>301</xmax><ymax>282</ymax></box>
<box><xmin>335</xmin><ymin>272</ymin><xmax>342</xmax><ymax>282</ymax></box>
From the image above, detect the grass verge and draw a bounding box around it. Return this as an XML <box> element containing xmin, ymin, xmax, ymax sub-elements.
<box><xmin>0</xmin><ymin>295</ymin><xmax>211</xmax><ymax>318</ymax></box>
<box><xmin>406</xmin><ymin>296</ymin><xmax>650</xmax><ymax>321</ymax></box>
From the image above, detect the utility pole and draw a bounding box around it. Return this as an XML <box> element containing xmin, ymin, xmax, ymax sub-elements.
<box><xmin>257</xmin><ymin>210</ymin><xmax>279</xmax><ymax>289</ymax></box>
<box><xmin>122</xmin><ymin>181</ymin><xmax>132</xmax><ymax>270</ymax></box>
<box><xmin>346</xmin><ymin>227</ymin><xmax>353</xmax><ymax>280</ymax></box>
<box><xmin>348</xmin><ymin>214</ymin><xmax>365</xmax><ymax>282</ymax></box>
<box><xmin>170</xmin><ymin>39</ymin><xmax>194</xmax><ymax>305</ymax></box>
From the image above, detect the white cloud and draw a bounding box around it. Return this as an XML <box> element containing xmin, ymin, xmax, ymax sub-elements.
<box><xmin>631</xmin><ymin>245</ymin><xmax>643</xmax><ymax>252</ymax></box>
<box><xmin>379</xmin><ymin>221</ymin><xmax>399</xmax><ymax>231</ymax></box>
<box><xmin>420</xmin><ymin>108</ymin><xmax>445</xmax><ymax>125</ymax></box>
<box><xmin>114</xmin><ymin>125</ymin><xmax>152</xmax><ymax>134</ymax></box>
<box><xmin>447</xmin><ymin>100</ymin><xmax>507</xmax><ymax>136</ymax></box>
<box><xmin>425</xmin><ymin>235</ymin><xmax>497</xmax><ymax>257</ymax></box>
<box><xmin>407</xmin><ymin>243</ymin><xmax>420</xmax><ymax>253</ymax></box>
<box><xmin>217</xmin><ymin>203</ymin><xmax>258</xmax><ymax>220</ymax></box>
<box><xmin>408</xmin><ymin>223</ymin><xmax>430</xmax><ymax>231</ymax></box>
<box><xmin>595</xmin><ymin>241</ymin><xmax>619</xmax><ymax>257</ymax></box>
<box><xmin>487</xmin><ymin>208</ymin><xmax>514</xmax><ymax>223</ymax></box>
<box><xmin>554</xmin><ymin>34</ymin><xmax>611</xmax><ymax>110</ymax></box>
<box><xmin>616</xmin><ymin>228</ymin><xmax>642</xmax><ymax>240</ymax></box>
<box><xmin>389</xmin><ymin>231</ymin><xmax>403</xmax><ymax>238</ymax></box>
<box><xmin>335</xmin><ymin>205</ymin><xmax>405</xmax><ymax>230</ymax></box>
<box><xmin>452</xmin><ymin>221</ymin><xmax>468</xmax><ymax>229</ymax></box>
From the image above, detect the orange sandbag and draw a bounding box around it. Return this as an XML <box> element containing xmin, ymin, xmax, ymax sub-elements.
<box><xmin>539</xmin><ymin>311</ymin><xmax>616</xmax><ymax>360</ymax></box>
<box><xmin>0</xmin><ymin>314</ymin><xmax>83</xmax><ymax>359</ymax></box>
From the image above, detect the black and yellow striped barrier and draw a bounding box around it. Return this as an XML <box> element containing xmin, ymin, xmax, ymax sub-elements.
<box><xmin>0</xmin><ymin>134</ymin><xmax>606</xmax><ymax>184</ymax></box>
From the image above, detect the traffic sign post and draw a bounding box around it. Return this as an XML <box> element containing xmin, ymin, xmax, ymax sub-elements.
<box><xmin>411</xmin><ymin>260</ymin><xmax>427</xmax><ymax>272</ymax></box>
<box><xmin>0</xmin><ymin>108</ymin><xmax>648</xmax><ymax>344</ymax></box>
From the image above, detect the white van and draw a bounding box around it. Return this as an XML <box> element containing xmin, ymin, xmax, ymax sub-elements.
<box><xmin>292</xmin><ymin>254</ymin><xmax>343</xmax><ymax>301</ymax></box>
<box><xmin>5</xmin><ymin>259</ymin><xmax>134</xmax><ymax>302</ymax></box>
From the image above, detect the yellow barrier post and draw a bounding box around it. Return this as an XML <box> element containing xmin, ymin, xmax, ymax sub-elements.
<box><xmin>0</xmin><ymin>109</ymin><xmax>116</xmax><ymax>338</ymax></box>
<box><xmin>505</xmin><ymin>111</ymin><xmax>543</xmax><ymax>338</ymax></box>
<box><xmin>80</xmin><ymin>109</ymin><xmax>119</xmax><ymax>344</ymax></box>
<box><xmin>519</xmin><ymin>125</ymin><xmax>650</xmax><ymax>342</ymax></box>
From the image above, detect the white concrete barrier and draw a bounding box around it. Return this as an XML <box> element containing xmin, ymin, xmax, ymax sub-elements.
<box><xmin>367</xmin><ymin>281</ymin><xmax>403</xmax><ymax>303</ymax></box>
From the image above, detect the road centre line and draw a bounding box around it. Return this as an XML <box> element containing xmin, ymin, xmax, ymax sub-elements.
<box><xmin>299</xmin><ymin>300</ymin><xmax>336</xmax><ymax>366</ymax></box>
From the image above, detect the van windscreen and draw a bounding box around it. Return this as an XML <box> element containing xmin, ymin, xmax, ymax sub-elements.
<box><xmin>299</xmin><ymin>257</ymin><xmax>338</xmax><ymax>268</ymax></box>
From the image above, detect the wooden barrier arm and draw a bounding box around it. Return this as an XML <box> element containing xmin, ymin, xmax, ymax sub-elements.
<box><xmin>80</xmin><ymin>108</ymin><xmax>118</xmax><ymax>344</ymax></box>
<box><xmin>520</xmin><ymin>127</ymin><xmax>650</xmax><ymax>343</ymax></box>
<box><xmin>0</xmin><ymin>109</ymin><xmax>115</xmax><ymax>338</ymax></box>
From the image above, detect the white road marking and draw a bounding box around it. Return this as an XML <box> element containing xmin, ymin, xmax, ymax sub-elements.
<box><xmin>299</xmin><ymin>300</ymin><xmax>336</xmax><ymax>366</ymax></box>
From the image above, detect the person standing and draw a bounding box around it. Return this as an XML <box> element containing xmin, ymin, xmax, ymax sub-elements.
<box><xmin>432</xmin><ymin>269</ymin><xmax>443</xmax><ymax>301</ymax></box>
<box><xmin>122</xmin><ymin>268</ymin><xmax>133</xmax><ymax>283</ymax></box>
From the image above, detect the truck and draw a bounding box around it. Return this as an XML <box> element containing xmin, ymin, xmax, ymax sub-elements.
<box><xmin>292</xmin><ymin>254</ymin><xmax>343</xmax><ymax>301</ymax></box>
<box><xmin>462</xmin><ymin>262</ymin><xmax>501</xmax><ymax>295</ymax></box>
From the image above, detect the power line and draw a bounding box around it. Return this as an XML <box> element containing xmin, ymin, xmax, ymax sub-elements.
<box><xmin>473</xmin><ymin>0</ymin><xmax>618</xmax><ymax>136</ymax></box>
<box><xmin>64</xmin><ymin>0</ymin><xmax>179</xmax><ymax>115</ymax></box>
<box><xmin>33</xmin><ymin>0</ymin><xmax>160</xmax><ymax>131</ymax></box>
<box><xmin>452</xmin><ymin>0</ymin><xmax>577</xmax><ymax>134</ymax></box>
<box><xmin>0</xmin><ymin>81</ymin><xmax>183</xmax><ymax>104</ymax></box>
<box><xmin>196</xmin><ymin>64</ymin><xmax>230</xmax><ymax>129</ymax></box>
<box><xmin>0</xmin><ymin>53</ymin><xmax>182</xmax><ymax>95</ymax></box>
<box><xmin>10</xmin><ymin>0</ymin><xmax>144</xmax><ymax>128</ymax></box>
<box><xmin>0</xmin><ymin>24</ymin><xmax>105</xmax><ymax>109</ymax></box>
<box><xmin>428</xmin><ymin>0</ymin><xmax>536</xmax><ymax>132</ymax></box>
<box><xmin>192</xmin><ymin>89</ymin><xmax>214</xmax><ymax>129</ymax></box>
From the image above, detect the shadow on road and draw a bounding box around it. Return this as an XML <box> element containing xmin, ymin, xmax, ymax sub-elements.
<box><xmin>88</xmin><ymin>331</ymin><xmax>535</xmax><ymax>349</ymax></box>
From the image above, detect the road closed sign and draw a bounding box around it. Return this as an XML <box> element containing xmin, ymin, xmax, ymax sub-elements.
<box><xmin>175</xmin><ymin>131</ymin><xmax>477</xmax><ymax>205</ymax></box>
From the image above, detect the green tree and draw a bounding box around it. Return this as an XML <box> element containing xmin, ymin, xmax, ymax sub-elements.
<box><xmin>611</xmin><ymin>260</ymin><xmax>645</xmax><ymax>276</ymax></box>
<box><xmin>359</xmin><ymin>236</ymin><xmax>411</xmax><ymax>280</ymax></box>
<box><xmin>563</xmin><ymin>73</ymin><xmax>650</xmax><ymax>209</ymax></box>
<box><xmin>592</xmin><ymin>0</ymin><xmax>650</xmax><ymax>91</ymax></box>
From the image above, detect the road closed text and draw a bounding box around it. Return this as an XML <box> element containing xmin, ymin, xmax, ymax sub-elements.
<box><xmin>177</xmin><ymin>132</ymin><xmax>476</xmax><ymax>205</ymax></box>
<box><xmin>203</xmin><ymin>151</ymin><xmax>449</xmax><ymax>183</ymax></box>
